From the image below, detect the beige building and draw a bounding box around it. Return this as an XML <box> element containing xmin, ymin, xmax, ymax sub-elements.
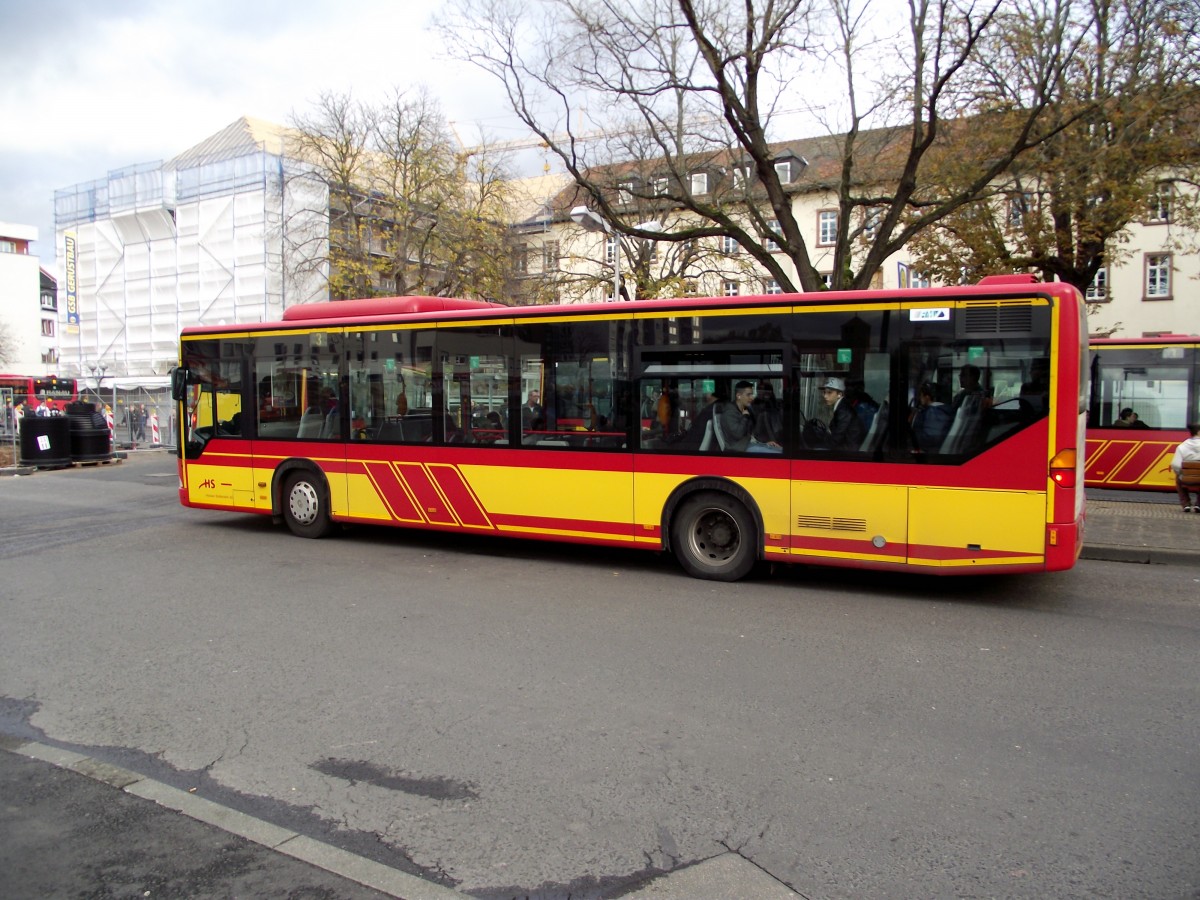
<box><xmin>511</xmin><ymin>149</ymin><xmax>1196</xmax><ymax>340</ymax></box>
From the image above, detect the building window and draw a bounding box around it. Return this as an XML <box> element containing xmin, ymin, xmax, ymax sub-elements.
<box><xmin>1086</xmin><ymin>268</ymin><xmax>1109</xmax><ymax>302</ymax></box>
<box><xmin>41</xmin><ymin>318</ymin><xmax>55</xmax><ymax>337</ymax></box>
<box><xmin>513</xmin><ymin>244</ymin><xmax>528</xmax><ymax>274</ymax></box>
<box><xmin>765</xmin><ymin>279</ymin><xmax>782</xmax><ymax>295</ymax></box>
<box><xmin>910</xmin><ymin>270</ymin><xmax>931</xmax><ymax>289</ymax></box>
<box><xmin>683</xmin><ymin>280</ymin><xmax>698</xmax><ymax>296</ymax></box>
<box><xmin>820</xmin><ymin>272</ymin><xmax>834</xmax><ymax>289</ymax></box>
<box><xmin>863</xmin><ymin>207</ymin><xmax>882</xmax><ymax>240</ymax></box>
<box><xmin>651</xmin><ymin>177</ymin><xmax>669</xmax><ymax>197</ymax></box>
<box><xmin>722</xmin><ymin>280</ymin><xmax>739</xmax><ymax>297</ymax></box>
<box><xmin>1007</xmin><ymin>192</ymin><xmax>1034</xmax><ymax>228</ymax></box>
<box><xmin>732</xmin><ymin>165</ymin><xmax>751</xmax><ymax>189</ymax></box>
<box><xmin>721</xmin><ymin>235</ymin><xmax>738</xmax><ymax>255</ymax></box>
<box><xmin>690</xmin><ymin>172</ymin><xmax>709</xmax><ymax>195</ymax></box>
<box><xmin>0</xmin><ymin>240</ymin><xmax>15</xmax><ymax>254</ymax></box>
<box><xmin>1145</xmin><ymin>254</ymin><xmax>1172</xmax><ymax>300</ymax></box>
<box><xmin>542</xmin><ymin>241</ymin><xmax>560</xmax><ymax>271</ymax></box>
<box><xmin>618</xmin><ymin>181</ymin><xmax>636</xmax><ymax>205</ymax></box>
<box><xmin>765</xmin><ymin>220</ymin><xmax>780</xmax><ymax>251</ymax></box>
<box><xmin>817</xmin><ymin>210</ymin><xmax>838</xmax><ymax>246</ymax></box>
<box><xmin>606</xmin><ymin>236</ymin><xmax>618</xmax><ymax>266</ymax></box>
<box><xmin>1147</xmin><ymin>183</ymin><xmax>1172</xmax><ymax>224</ymax></box>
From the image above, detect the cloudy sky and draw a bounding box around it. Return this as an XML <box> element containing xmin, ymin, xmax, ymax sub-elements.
<box><xmin>0</xmin><ymin>0</ymin><xmax>527</xmax><ymax>264</ymax></box>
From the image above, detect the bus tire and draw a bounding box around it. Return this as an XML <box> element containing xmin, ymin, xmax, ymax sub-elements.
<box><xmin>671</xmin><ymin>491</ymin><xmax>757</xmax><ymax>582</ymax></box>
<box><xmin>282</xmin><ymin>470</ymin><xmax>332</xmax><ymax>539</ymax></box>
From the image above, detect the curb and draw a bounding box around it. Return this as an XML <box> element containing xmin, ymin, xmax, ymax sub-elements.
<box><xmin>0</xmin><ymin>736</ymin><xmax>469</xmax><ymax>900</ymax></box>
<box><xmin>1079</xmin><ymin>544</ymin><xmax>1200</xmax><ymax>567</ymax></box>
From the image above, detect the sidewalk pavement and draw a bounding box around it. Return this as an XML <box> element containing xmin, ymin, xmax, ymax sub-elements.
<box><xmin>0</xmin><ymin>478</ymin><xmax>1194</xmax><ymax>900</ymax></box>
<box><xmin>0</xmin><ymin>737</ymin><xmax>795</xmax><ymax>900</ymax></box>
<box><xmin>1080</xmin><ymin>488</ymin><xmax>1200</xmax><ymax>567</ymax></box>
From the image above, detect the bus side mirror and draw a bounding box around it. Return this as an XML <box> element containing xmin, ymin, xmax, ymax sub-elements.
<box><xmin>170</xmin><ymin>367</ymin><xmax>188</xmax><ymax>402</ymax></box>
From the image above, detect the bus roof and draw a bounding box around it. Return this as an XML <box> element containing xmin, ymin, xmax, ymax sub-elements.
<box><xmin>180</xmin><ymin>279</ymin><xmax>1080</xmax><ymax>337</ymax></box>
<box><xmin>1090</xmin><ymin>334</ymin><xmax>1200</xmax><ymax>345</ymax></box>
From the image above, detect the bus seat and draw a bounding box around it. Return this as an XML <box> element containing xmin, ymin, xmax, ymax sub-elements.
<box><xmin>297</xmin><ymin>409</ymin><xmax>324</xmax><ymax>438</ymax></box>
<box><xmin>859</xmin><ymin>401</ymin><xmax>889</xmax><ymax>452</ymax></box>
<box><xmin>939</xmin><ymin>394</ymin><xmax>983</xmax><ymax>454</ymax></box>
<box><xmin>319</xmin><ymin>409</ymin><xmax>340</xmax><ymax>439</ymax></box>
<box><xmin>709</xmin><ymin>402</ymin><xmax>729</xmax><ymax>451</ymax></box>
<box><xmin>376</xmin><ymin>421</ymin><xmax>405</xmax><ymax>441</ymax></box>
<box><xmin>698</xmin><ymin>419</ymin><xmax>715</xmax><ymax>451</ymax></box>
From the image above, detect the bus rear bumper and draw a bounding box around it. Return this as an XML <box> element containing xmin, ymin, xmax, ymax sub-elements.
<box><xmin>1045</xmin><ymin>515</ymin><xmax>1084</xmax><ymax>571</ymax></box>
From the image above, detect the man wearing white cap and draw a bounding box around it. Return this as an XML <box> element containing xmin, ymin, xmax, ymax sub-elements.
<box><xmin>821</xmin><ymin>376</ymin><xmax>866</xmax><ymax>450</ymax></box>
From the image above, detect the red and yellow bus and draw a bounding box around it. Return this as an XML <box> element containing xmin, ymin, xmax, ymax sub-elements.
<box><xmin>0</xmin><ymin>374</ymin><xmax>78</xmax><ymax>410</ymax></box>
<box><xmin>1086</xmin><ymin>336</ymin><xmax>1200</xmax><ymax>491</ymax></box>
<box><xmin>171</xmin><ymin>275</ymin><xmax>1087</xmax><ymax>580</ymax></box>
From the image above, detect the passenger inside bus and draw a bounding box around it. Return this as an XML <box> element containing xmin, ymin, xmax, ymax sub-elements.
<box><xmin>1112</xmin><ymin>407</ymin><xmax>1150</xmax><ymax>429</ymax></box>
<box><xmin>751</xmin><ymin>381</ymin><xmax>783</xmax><ymax>445</ymax></box>
<box><xmin>910</xmin><ymin>382</ymin><xmax>952</xmax><ymax>452</ymax></box>
<box><xmin>819</xmin><ymin>377</ymin><xmax>866</xmax><ymax>451</ymax></box>
<box><xmin>716</xmin><ymin>381</ymin><xmax>782</xmax><ymax>453</ymax></box>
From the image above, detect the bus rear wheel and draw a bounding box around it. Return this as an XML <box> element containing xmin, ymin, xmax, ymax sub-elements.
<box><xmin>671</xmin><ymin>492</ymin><xmax>757</xmax><ymax>582</ymax></box>
<box><xmin>282</xmin><ymin>470</ymin><xmax>332</xmax><ymax>538</ymax></box>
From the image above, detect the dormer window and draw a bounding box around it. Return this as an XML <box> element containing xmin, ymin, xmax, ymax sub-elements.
<box><xmin>732</xmin><ymin>165</ymin><xmax>752</xmax><ymax>189</ymax></box>
<box><xmin>690</xmin><ymin>171</ymin><xmax>709</xmax><ymax>195</ymax></box>
<box><xmin>772</xmin><ymin>153</ymin><xmax>808</xmax><ymax>184</ymax></box>
<box><xmin>618</xmin><ymin>181</ymin><xmax>637</xmax><ymax>204</ymax></box>
<box><xmin>651</xmin><ymin>177</ymin><xmax>669</xmax><ymax>197</ymax></box>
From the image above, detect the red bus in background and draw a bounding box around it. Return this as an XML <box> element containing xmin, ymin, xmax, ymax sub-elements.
<box><xmin>0</xmin><ymin>374</ymin><xmax>79</xmax><ymax>411</ymax></box>
<box><xmin>1086</xmin><ymin>337</ymin><xmax>1200</xmax><ymax>491</ymax></box>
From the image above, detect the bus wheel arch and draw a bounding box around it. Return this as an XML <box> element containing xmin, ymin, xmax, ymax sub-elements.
<box><xmin>663</xmin><ymin>479</ymin><xmax>763</xmax><ymax>582</ymax></box>
<box><xmin>274</xmin><ymin>461</ymin><xmax>332</xmax><ymax>539</ymax></box>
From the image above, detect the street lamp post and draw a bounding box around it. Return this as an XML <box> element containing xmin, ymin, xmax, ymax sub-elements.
<box><xmin>570</xmin><ymin>205</ymin><xmax>621</xmax><ymax>302</ymax></box>
<box><xmin>85</xmin><ymin>361</ymin><xmax>108</xmax><ymax>400</ymax></box>
<box><xmin>569</xmin><ymin>207</ymin><xmax>668</xmax><ymax>302</ymax></box>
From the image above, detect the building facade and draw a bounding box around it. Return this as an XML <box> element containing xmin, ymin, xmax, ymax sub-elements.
<box><xmin>54</xmin><ymin>117</ymin><xmax>328</xmax><ymax>381</ymax></box>
<box><xmin>512</xmin><ymin>150</ymin><xmax>1196</xmax><ymax>340</ymax></box>
<box><xmin>0</xmin><ymin>221</ymin><xmax>57</xmax><ymax>373</ymax></box>
<box><xmin>54</xmin><ymin>119</ymin><xmax>1193</xmax><ymax>368</ymax></box>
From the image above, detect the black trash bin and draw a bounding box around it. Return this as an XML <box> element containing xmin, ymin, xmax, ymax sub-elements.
<box><xmin>18</xmin><ymin>415</ymin><xmax>73</xmax><ymax>469</ymax></box>
<box><xmin>66</xmin><ymin>401</ymin><xmax>113</xmax><ymax>463</ymax></box>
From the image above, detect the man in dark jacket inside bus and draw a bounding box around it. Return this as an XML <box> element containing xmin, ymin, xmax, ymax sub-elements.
<box><xmin>821</xmin><ymin>377</ymin><xmax>866</xmax><ymax>451</ymax></box>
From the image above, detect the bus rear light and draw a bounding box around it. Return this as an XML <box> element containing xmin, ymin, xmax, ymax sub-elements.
<box><xmin>1050</xmin><ymin>449</ymin><xmax>1077</xmax><ymax>488</ymax></box>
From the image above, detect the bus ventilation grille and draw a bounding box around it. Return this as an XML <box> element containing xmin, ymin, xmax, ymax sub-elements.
<box><xmin>962</xmin><ymin>302</ymin><xmax>1033</xmax><ymax>334</ymax></box>
<box><xmin>796</xmin><ymin>515</ymin><xmax>867</xmax><ymax>532</ymax></box>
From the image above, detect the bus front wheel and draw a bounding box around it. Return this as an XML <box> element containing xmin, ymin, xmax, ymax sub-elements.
<box><xmin>671</xmin><ymin>492</ymin><xmax>756</xmax><ymax>582</ymax></box>
<box><xmin>282</xmin><ymin>470</ymin><xmax>332</xmax><ymax>539</ymax></box>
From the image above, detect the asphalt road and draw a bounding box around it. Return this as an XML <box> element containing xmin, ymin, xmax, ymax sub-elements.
<box><xmin>1</xmin><ymin>452</ymin><xmax>1197</xmax><ymax>899</ymax></box>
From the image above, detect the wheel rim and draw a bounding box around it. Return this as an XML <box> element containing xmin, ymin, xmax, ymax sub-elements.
<box><xmin>288</xmin><ymin>480</ymin><xmax>320</xmax><ymax>526</ymax></box>
<box><xmin>687</xmin><ymin>506</ymin><xmax>741</xmax><ymax>568</ymax></box>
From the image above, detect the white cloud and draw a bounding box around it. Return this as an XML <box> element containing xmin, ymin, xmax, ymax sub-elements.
<box><xmin>0</xmin><ymin>0</ymin><xmax>523</xmax><ymax>260</ymax></box>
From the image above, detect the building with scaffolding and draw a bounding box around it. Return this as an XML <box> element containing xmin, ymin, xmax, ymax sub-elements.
<box><xmin>54</xmin><ymin>117</ymin><xmax>328</xmax><ymax>382</ymax></box>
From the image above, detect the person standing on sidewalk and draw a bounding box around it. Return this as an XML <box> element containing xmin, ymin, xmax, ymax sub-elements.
<box><xmin>1170</xmin><ymin>422</ymin><xmax>1200</xmax><ymax>512</ymax></box>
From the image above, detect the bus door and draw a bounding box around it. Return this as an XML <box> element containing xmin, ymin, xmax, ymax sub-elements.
<box><xmin>899</xmin><ymin>299</ymin><xmax>1051</xmax><ymax>568</ymax></box>
<box><xmin>789</xmin><ymin>309</ymin><xmax>908</xmax><ymax>568</ymax></box>
<box><xmin>179</xmin><ymin>340</ymin><xmax>256</xmax><ymax>510</ymax></box>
